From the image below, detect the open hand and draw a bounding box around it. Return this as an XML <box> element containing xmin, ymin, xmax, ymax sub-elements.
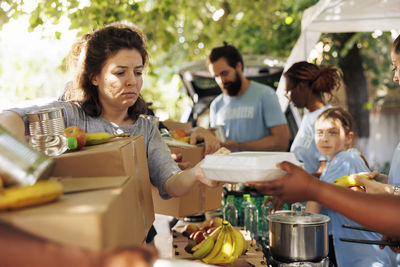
<box><xmin>355</xmin><ymin>175</ymin><xmax>392</xmax><ymax>195</ymax></box>
<box><xmin>190</xmin><ymin>127</ymin><xmax>221</xmax><ymax>155</ymax></box>
<box><xmin>246</xmin><ymin>161</ymin><xmax>320</xmax><ymax>203</ymax></box>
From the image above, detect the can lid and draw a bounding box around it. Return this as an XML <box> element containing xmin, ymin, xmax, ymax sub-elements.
<box><xmin>67</xmin><ymin>137</ymin><xmax>78</xmax><ymax>150</ymax></box>
<box><xmin>267</xmin><ymin>211</ymin><xmax>330</xmax><ymax>224</ymax></box>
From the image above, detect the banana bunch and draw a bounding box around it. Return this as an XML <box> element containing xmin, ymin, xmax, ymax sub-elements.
<box><xmin>191</xmin><ymin>220</ymin><xmax>247</xmax><ymax>264</ymax></box>
<box><xmin>85</xmin><ymin>132</ymin><xmax>130</xmax><ymax>146</ymax></box>
<box><xmin>333</xmin><ymin>173</ymin><xmax>373</xmax><ymax>188</ymax></box>
<box><xmin>0</xmin><ymin>180</ymin><xmax>63</xmax><ymax>211</ymax></box>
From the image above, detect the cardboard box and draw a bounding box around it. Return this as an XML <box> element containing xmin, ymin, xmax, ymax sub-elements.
<box><xmin>51</xmin><ymin>136</ymin><xmax>154</xmax><ymax>234</ymax></box>
<box><xmin>0</xmin><ymin>176</ymin><xmax>145</xmax><ymax>251</ymax></box>
<box><xmin>162</xmin><ymin>120</ymin><xmax>192</xmax><ymax>131</ymax></box>
<box><xmin>151</xmin><ymin>142</ymin><xmax>223</xmax><ymax>218</ymax></box>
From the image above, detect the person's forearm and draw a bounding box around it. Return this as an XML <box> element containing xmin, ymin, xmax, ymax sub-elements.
<box><xmin>163</xmin><ymin>169</ymin><xmax>199</xmax><ymax>197</ymax></box>
<box><xmin>0</xmin><ymin>111</ymin><xmax>26</xmax><ymax>140</ymax></box>
<box><xmin>238</xmin><ymin>135</ymin><xmax>288</xmax><ymax>151</ymax></box>
<box><xmin>0</xmin><ymin>223</ymin><xmax>101</xmax><ymax>267</ymax></box>
<box><xmin>314</xmin><ymin>180</ymin><xmax>400</xmax><ymax>237</ymax></box>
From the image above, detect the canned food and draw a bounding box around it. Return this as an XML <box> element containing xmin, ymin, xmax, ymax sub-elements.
<box><xmin>0</xmin><ymin>125</ymin><xmax>55</xmax><ymax>186</ymax></box>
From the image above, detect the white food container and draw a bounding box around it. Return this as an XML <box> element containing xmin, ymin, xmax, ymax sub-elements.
<box><xmin>200</xmin><ymin>151</ymin><xmax>302</xmax><ymax>182</ymax></box>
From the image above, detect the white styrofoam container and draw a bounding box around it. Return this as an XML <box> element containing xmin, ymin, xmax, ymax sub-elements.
<box><xmin>200</xmin><ymin>151</ymin><xmax>302</xmax><ymax>182</ymax></box>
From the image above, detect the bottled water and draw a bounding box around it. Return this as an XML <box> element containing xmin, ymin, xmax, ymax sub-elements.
<box><xmin>239</xmin><ymin>193</ymin><xmax>250</xmax><ymax>227</ymax></box>
<box><xmin>244</xmin><ymin>197</ymin><xmax>259</xmax><ymax>238</ymax></box>
<box><xmin>259</xmin><ymin>196</ymin><xmax>272</xmax><ymax>239</ymax></box>
<box><xmin>223</xmin><ymin>195</ymin><xmax>238</xmax><ymax>226</ymax></box>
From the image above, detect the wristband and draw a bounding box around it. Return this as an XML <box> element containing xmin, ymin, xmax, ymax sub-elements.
<box><xmin>393</xmin><ymin>185</ymin><xmax>400</xmax><ymax>196</ymax></box>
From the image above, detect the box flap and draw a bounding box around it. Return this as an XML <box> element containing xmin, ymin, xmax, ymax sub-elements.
<box><xmin>58</xmin><ymin>176</ymin><xmax>129</xmax><ymax>193</ymax></box>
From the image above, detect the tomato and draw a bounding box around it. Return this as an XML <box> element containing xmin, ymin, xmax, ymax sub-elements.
<box><xmin>171</xmin><ymin>129</ymin><xmax>187</xmax><ymax>139</ymax></box>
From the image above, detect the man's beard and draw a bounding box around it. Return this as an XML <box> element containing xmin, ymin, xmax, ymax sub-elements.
<box><xmin>223</xmin><ymin>72</ymin><xmax>242</xmax><ymax>96</ymax></box>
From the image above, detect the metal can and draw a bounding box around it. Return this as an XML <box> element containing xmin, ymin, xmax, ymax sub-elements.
<box><xmin>0</xmin><ymin>125</ymin><xmax>55</xmax><ymax>186</ymax></box>
<box><xmin>27</xmin><ymin>107</ymin><xmax>68</xmax><ymax>156</ymax></box>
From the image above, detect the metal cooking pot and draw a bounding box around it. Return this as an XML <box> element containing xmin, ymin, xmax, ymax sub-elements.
<box><xmin>267</xmin><ymin>209</ymin><xmax>330</xmax><ymax>262</ymax></box>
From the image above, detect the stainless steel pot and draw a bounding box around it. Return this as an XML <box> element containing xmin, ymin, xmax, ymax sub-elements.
<box><xmin>267</xmin><ymin>209</ymin><xmax>330</xmax><ymax>262</ymax></box>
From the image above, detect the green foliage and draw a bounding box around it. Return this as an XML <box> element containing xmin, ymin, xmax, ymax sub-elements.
<box><xmin>320</xmin><ymin>32</ymin><xmax>395</xmax><ymax>108</ymax></box>
<box><xmin>3</xmin><ymin>0</ymin><xmax>374</xmax><ymax>120</ymax></box>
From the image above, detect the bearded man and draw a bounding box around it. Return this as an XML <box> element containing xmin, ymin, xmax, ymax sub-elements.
<box><xmin>207</xmin><ymin>43</ymin><xmax>289</xmax><ymax>152</ymax></box>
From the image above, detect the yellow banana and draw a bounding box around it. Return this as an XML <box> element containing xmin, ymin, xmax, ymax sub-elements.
<box><xmin>207</xmin><ymin>226</ymin><xmax>235</xmax><ymax>264</ymax></box>
<box><xmin>333</xmin><ymin>174</ymin><xmax>373</xmax><ymax>188</ymax></box>
<box><xmin>231</xmin><ymin>226</ymin><xmax>246</xmax><ymax>258</ymax></box>
<box><xmin>192</xmin><ymin>236</ymin><xmax>214</xmax><ymax>259</ymax></box>
<box><xmin>85</xmin><ymin>132</ymin><xmax>130</xmax><ymax>146</ymax></box>
<box><xmin>202</xmin><ymin>224</ymin><xmax>227</xmax><ymax>263</ymax></box>
<box><xmin>0</xmin><ymin>180</ymin><xmax>63</xmax><ymax>211</ymax></box>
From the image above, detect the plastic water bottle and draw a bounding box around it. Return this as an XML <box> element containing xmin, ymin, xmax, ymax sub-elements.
<box><xmin>223</xmin><ymin>195</ymin><xmax>238</xmax><ymax>226</ymax></box>
<box><xmin>239</xmin><ymin>193</ymin><xmax>250</xmax><ymax>227</ymax></box>
<box><xmin>244</xmin><ymin>197</ymin><xmax>258</xmax><ymax>238</ymax></box>
<box><xmin>258</xmin><ymin>196</ymin><xmax>272</xmax><ymax>239</ymax></box>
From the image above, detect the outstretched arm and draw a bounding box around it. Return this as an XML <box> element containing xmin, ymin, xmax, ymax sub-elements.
<box><xmin>163</xmin><ymin>147</ymin><xmax>229</xmax><ymax>197</ymax></box>
<box><xmin>247</xmin><ymin>161</ymin><xmax>400</xmax><ymax>238</ymax></box>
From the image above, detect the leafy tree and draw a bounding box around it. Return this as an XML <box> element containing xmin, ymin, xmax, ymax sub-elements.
<box><xmin>0</xmin><ymin>0</ymin><xmax>316</xmax><ymax>119</ymax></box>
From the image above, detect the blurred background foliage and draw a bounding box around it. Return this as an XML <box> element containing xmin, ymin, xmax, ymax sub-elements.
<box><xmin>0</xmin><ymin>0</ymin><xmax>397</xmax><ymax>122</ymax></box>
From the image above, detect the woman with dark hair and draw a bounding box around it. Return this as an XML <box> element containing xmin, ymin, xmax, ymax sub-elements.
<box><xmin>0</xmin><ymin>23</ymin><xmax>220</xmax><ymax>234</ymax></box>
<box><xmin>284</xmin><ymin>61</ymin><xmax>341</xmax><ymax>176</ymax></box>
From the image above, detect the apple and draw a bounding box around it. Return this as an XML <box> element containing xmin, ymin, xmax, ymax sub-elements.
<box><xmin>206</xmin><ymin>227</ymin><xmax>217</xmax><ymax>235</ymax></box>
<box><xmin>182</xmin><ymin>224</ymin><xmax>199</xmax><ymax>237</ymax></box>
<box><xmin>63</xmin><ymin>126</ymin><xmax>86</xmax><ymax>149</ymax></box>
<box><xmin>192</xmin><ymin>230</ymin><xmax>206</xmax><ymax>244</ymax></box>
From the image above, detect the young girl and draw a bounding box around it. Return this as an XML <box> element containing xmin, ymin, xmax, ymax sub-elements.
<box><xmin>307</xmin><ymin>107</ymin><xmax>397</xmax><ymax>266</ymax></box>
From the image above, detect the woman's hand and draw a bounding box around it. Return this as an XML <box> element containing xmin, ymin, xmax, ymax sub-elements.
<box><xmin>191</xmin><ymin>147</ymin><xmax>230</xmax><ymax>187</ymax></box>
<box><xmin>355</xmin><ymin>175</ymin><xmax>393</xmax><ymax>195</ymax></box>
<box><xmin>246</xmin><ymin>161</ymin><xmax>320</xmax><ymax>203</ymax></box>
<box><xmin>189</xmin><ymin>127</ymin><xmax>221</xmax><ymax>155</ymax></box>
<box><xmin>361</xmin><ymin>170</ymin><xmax>388</xmax><ymax>184</ymax></box>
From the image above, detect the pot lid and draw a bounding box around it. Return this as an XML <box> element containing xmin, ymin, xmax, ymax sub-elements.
<box><xmin>267</xmin><ymin>211</ymin><xmax>330</xmax><ymax>224</ymax></box>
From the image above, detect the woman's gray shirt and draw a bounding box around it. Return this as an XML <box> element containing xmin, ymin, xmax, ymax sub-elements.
<box><xmin>9</xmin><ymin>101</ymin><xmax>180</xmax><ymax>199</ymax></box>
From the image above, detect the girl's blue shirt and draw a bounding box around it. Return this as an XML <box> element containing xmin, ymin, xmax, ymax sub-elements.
<box><xmin>320</xmin><ymin>148</ymin><xmax>399</xmax><ymax>266</ymax></box>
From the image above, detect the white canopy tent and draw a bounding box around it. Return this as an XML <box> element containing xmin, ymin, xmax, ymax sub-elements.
<box><xmin>277</xmin><ymin>0</ymin><xmax>400</xmax><ymax>110</ymax></box>
<box><xmin>276</xmin><ymin>0</ymin><xmax>400</xmax><ymax>167</ymax></box>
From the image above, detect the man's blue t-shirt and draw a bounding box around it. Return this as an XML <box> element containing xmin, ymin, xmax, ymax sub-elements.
<box><xmin>320</xmin><ymin>148</ymin><xmax>398</xmax><ymax>266</ymax></box>
<box><xmin>290</xmin><ymin>105</ymin><xmax>330</xmax><ymax>173</ymax></box>
<box><xmin>209</xmin><ymin>81</ymin><xmax>286</xmax><ymax>146</ymax></box>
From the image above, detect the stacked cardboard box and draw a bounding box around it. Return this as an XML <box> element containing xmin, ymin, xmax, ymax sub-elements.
<box><xmin>0</xmin><ymin>136</ymin><xmax>154</xmax><ymax>251</ymax></box>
